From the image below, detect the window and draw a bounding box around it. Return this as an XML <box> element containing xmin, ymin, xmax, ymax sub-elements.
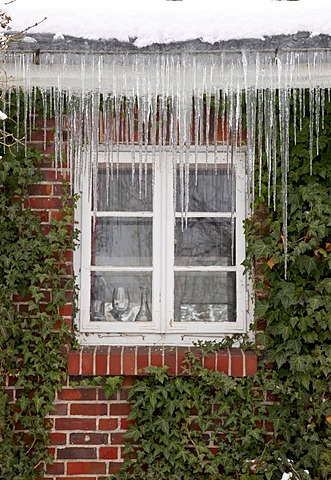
<box><xmin>77</xmin><ymin>148</ymin><xmax>249</xmax><ymax>345</ymax></box>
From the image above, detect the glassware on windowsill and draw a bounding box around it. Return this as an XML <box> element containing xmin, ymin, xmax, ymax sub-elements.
<box><xmin>111</xmin><ymin>287</ymin><xmax>130</xmax><ymax>321</ymax></box>
<box><xmin>91</xmin><ymin>299</ymin><xmax>105</xmax><ymax>321</ymax></box>
<box><xmin>135</xmin><ymin>286</ymin><xmax>152</xmax><ymax>322</ymax></box>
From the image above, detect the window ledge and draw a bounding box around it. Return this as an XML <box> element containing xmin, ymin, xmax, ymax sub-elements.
<box><xmin>68</xmin><ymin>346</ymin><xmax>257</xmax><ymax>377</ymax></box>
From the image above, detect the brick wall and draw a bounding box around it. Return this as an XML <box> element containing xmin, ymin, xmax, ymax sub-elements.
<box><xmin>8</xmin><ymin>120</ymin><xmax>258</xmax><ymax>479</ymax></box>
<box><xmin>44</xmin><ymin>347</ymin><xmax>257</xmax><ymax>480</ymax></box>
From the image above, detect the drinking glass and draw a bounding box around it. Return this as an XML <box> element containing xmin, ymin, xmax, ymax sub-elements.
<box><xmin>112</xmin><ymin>287</ymin><xmax>130</xmax><ymax>320</ymax></box>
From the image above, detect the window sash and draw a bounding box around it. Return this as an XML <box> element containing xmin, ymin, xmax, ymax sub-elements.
<box><xmin>78</xmin><ymin>149</ymin><xmax>247</xmax><ymax>337</ymax></box>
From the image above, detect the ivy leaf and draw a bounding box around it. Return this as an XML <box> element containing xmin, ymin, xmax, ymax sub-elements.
<box><xmin>290</xmin><ymin>355</ymin><xmax>310</xmax><ymax>374</ymax></box>
<box><xmin>296</xmin><ymin>255</ymin><xmax>318</xmax><ymax>275</ymax></box>
<box><xmin>252</xmin><ymin>239</ymin><xmax>272</xmax><ymax>259</ymax></box>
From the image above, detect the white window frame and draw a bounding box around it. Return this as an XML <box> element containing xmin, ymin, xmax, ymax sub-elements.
<box><xmin>75</xmin><ymin>148</ymin><xmax>251</xmax><ymax>346</ymax></box>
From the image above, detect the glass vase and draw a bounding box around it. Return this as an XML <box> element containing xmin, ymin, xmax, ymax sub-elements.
<box><xmin>135</xmin><ymin>286</ymin><xmax>152</xmax><ymax>322</ymax></box>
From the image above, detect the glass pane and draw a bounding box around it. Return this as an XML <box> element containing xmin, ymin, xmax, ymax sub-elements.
<box><xmin>174</xmin><ymin>272</ymin><xmax>236</xmax><ymax>322</ymax></box>
<box><xmin>175</xmin><ymin>218</ymin><xmax>235</xmax><ymax>266</ymax></box>
<box><xmin>90</xmin><ymin>272</ymin><xmax>152</xmax><ymax>322</ymax></box>
<box><xmin>97</xmin><ymin>165</ymin><xmax>153</xmax><ymax>212</ymax></box>
<box><xmin>176</xmin><ymin>165</ymin><xmax>234</xmax><ymax>213</ymax></box>
<box><xmin>92</xmin><ymin>217</ymin><xmax>152</xmax><ymax>267</ymax></box>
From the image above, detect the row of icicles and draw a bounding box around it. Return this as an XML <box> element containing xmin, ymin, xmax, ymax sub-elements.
<box><xmin>2</xmin><ymin>85</ymin><xmax>329</xmax><ymax>275</ymax></box>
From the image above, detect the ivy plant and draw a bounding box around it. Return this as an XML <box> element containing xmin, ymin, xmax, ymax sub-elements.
<box><xmin>0</xmin><ymin>92</ymin><xmax>77</xmax><ymax>479</ymax></box>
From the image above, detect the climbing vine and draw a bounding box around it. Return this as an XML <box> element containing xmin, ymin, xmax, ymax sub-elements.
<box><xmin>0</xmin><ymin>93</ymin><xmax>77</xmax><ymax>479</ymax></box>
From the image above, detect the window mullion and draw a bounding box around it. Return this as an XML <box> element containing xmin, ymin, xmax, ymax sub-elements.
<box><xmin>164</xmin><ymin>155</ymin><xmax>175</xmax><ymax>332</ymax></box>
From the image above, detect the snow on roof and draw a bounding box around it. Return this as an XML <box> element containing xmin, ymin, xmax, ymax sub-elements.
<box><xmin>3</xmin><ymin>0</ymin><xmax>331</xmax><ymax>48</ymax></box>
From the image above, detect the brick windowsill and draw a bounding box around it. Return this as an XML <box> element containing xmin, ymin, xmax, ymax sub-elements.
<box><xmin>68</xmin><ymin>346</ymin><xmax>257</xmax><ymax>377</ymax></box>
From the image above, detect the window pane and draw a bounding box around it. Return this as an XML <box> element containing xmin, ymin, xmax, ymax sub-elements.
<box><xmin>175</xmin><ymin>218</ymin><xmax>235</xmax><ymax>266</ymax></box>
<box><xmin>90</xmin><ymin>272</ymin><xmax>152</xmax><ymax>322</ymax></box>
<box><xmin>176</xmin><ymin>166</ymin><xmax>234</xmax><ymax>212</ymax></box>
<box><xmin>92</xmin><ymin>217</ymin><xmax>152</xmax><ymax>267</ymax></box>
<box><xmin>174</xmin><ymin>272</ymin><xmax>236</xmax><ymax>322</ymax></box>
<box><xmin>97</xmin><ymin>166</ymin><xmax>153</xmax><ymax>211</ymax></box>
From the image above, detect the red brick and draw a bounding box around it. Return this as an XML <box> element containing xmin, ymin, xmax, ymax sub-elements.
<box><xmin>67</xmin><ymin>462</ymin><xmax>106</xmax><ymax>475</ymax></box>
<box><xmin>25</xmin><ymin>197</ymin><xmax>63</xmax><ymax>210</ymax></box>
<box><xmin>119</xmin><ymin>388</ymin><xmax>129</xmax><ymax>400</ymax></box>
<box><xmin>50</xmin><ymin>433</ymin><xmax>67</xmax><ymax>445</ymax></box>
<box><xmin>120</xmin><ymin>417</ymin><xmax>135</xmax><ymax>430</ymax></box>
<box><xmin>41</xmin><ymin>169</ymin><xmax>69</xmax><ymax>182</ymax></box>
<box><xmin>70</xmin><ymin>433</ymin><xmax>109</xmax><ymax>445</ymax></box>
<box><xmin>108</xmin><ymin>462</ymin><xmax>122</xmax><ymax>474</ymax></box>
<box><xmin>48</xmin><ymin>447</ymin><xmax>56</xmax><ymax>457</ymax></box>
<box><xmin>109</xmin><ymin>347</ymin><xmax>122</xmax><ymax>375</ymax></box>
<box><xmin>136</xmin><ymin>346</ymin><xmax>149</xmax><ymax>373</ymax></box>
<box><xmin>30</xmin><ymin>129</ymin><xmax>55</xmax><ymax>142</ymax></box>
<box><xmin>122</xmin><ymin>347</ymin><xmax>136</xmax><ymax>375</ymax></box>
<box><xmin>55</xmin><ymin>418</ymin><xmax>96</xmax><ymax>431</ymax></box>
<box><xmin>59</xmin><ymin>304</ymin><xmax>73</xmax><ymax>316</ymax></box>
<box><xmin>150</xmin><ymin>347</ymin><xmax>163</xmax><ymax>368</ymax></box>
<box><xmin>95</xmin><ymin>348</ymin><xmax>109</xmax><ymax>375</ymax></box>
<box><xmin>68</xmin><ymin>351</ymin><xmax>80</xmax><ymax>375</ymax></box>
<box><xmin>203</xmin><ymin>354</ymin><xmax>216</xmax><ymax>371</ymax></box>
<box><xmin>98</xmin><ymin>418</ymin><xmax>119</xmax><ymax>431</ymax></box>
<box><xmin>29</xmin><ymin>141</ymin><xmax>55</xmax><ymax>155</ymax></box>
<box><xmin>164</xmin><ymin>349</ymin><xmax>176</xmax><ymax>375</ymax></box>
<box><xmin>54</xmin><ymin>478</ymin><xmax>97</xmax><ymax>480</ymax></box>
<box><xmin>177</xmin><ymin>347</ymin><xmax>188</xmax><ymax>374</ymax></box>
<box><xmin>122</xmin><ymin>376</ymin><xmax>134</xmax><ymax>387</ymax></box>
<box><xmin>64</xmin><ymin>249</ymin><xmax>73</xmax><ymax>262</ymax></box>
<box><xmin>49</xmin><ymin>403</ymin><xmax>68</xmax><ymax>416</ymax></box>
<box><xmin>45</xmin><ymin>462</ymin><xmax>65</xmax><ymax>475</ymax></box>
<box><xmin>245</xmin><ymin>351</ymin><xmax>257</xmax><ymax>376</ymax></box>
<box><xmin>27</xmin><ymin>183</ymin><xmax>53</xmax><ymax>196</ymax></box>
<box><xmin>230</xmin><ymin>349</ymin><xmax>244</xmax><ymax>376</ymax></box>
<box><xmin>70</xmin><ymin>403</ymin><xmax>107</xmax><ymax>416</ymax></box>
<box><xmin>33</xmin><ymin>117</ymin><xmax>56</xmax><ymax>129</ymax></box>
<box><xmin>58</xmin><ymin>388</ymin><xmax>97</xmax><ymax>401</ymax></box>
<box><xmin>99</xmin><ymin>447</ymin><xmax>119</xmax><ymax>460</ymax></box>
<box><xmin>57</xmin><ymin>447</ymin><xmax>97</xmax><ymax>459</ymax></box>
<box><xmin>34</xmin><ymin>210</ymin><xmax>50</xmax><ymax>222</ymax></box>
<box><xmin>109</xmin><ymin>403</ymin><xmax>131</xmax><ymax>416</ymax></box>
<box><xmin>81</xmin><ymin>348</ymin><xmax>94</xmax><ymax>375</ymax></box>
<box><xmin>53</xmin><ymin>183</ymin><xmax>67</xmax><ymax>196</ymax></box>
<box><xmin>111</xmin><ymin>432</ymin><xmax>126</xmax><ymax>445</ymax></box>
<box><xmin>216</xmin><ymin>351</ymin><xmax>229</xmax><ymax>374</ymax></box>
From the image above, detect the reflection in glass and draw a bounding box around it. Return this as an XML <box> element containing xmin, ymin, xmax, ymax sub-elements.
<box><xmin>176</xmin><ymin>166</ymin><xmax>234</xmax><ymax>213</ymax></box>
<box><xmin>93</xmin><ymin>217</ymin><xmax>153</xmax><ymax>267</ymax></box>
<box><xmin>97</xmin><ymin>166</ymin><xmax>153</xmax><ymax>212</ymax></box>
<box><xmin>175</xmin><ymin>218</ymin><xmax>234</xmax><ymax>266</ymax></box>
<box><xmin>174</xmin><ymin>272</ymin><xmax>236</xmax><ymax>322</ymax></box>
<box><xmin>90</xmin><ymin>272</ymin><xmax>152</xmax><ymax>322</ymax></box>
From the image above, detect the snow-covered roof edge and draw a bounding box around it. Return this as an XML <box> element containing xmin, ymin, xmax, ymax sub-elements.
<box><xmin>7</xmin><ymin>31</ymin><xmax>331</xmax><ymax>55</ymax></box>
<box><xmin>3</xmin><ymin>0</ymin><xmax>331</xmax><ymax>50</ymax></box>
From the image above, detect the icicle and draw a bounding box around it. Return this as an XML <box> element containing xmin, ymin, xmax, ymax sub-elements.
<box><xmin>315</xmin><ymin>87</ymin><xmax>320</xmax><ymax>157</ymax></box>
<box><xmin>257</xmin><ymin>88</ymin><xmax>264</xmax><ymax>196</ymax></box>
<box><xmin>309</xmin><ymin>87</ymin><xmax>314</xmax><ymax>174</ymax></box>
<box><xmin>235</xmin><ymin>85</ymin><xmax>242</xmax><ymax>151</ymax></box>
<box><xmin>205</xmin><ymin>92</ymin><xmax>211</xmax><ymax>164</ymax></box>
<box><xmin>321</xmin><ymin>88</ymin><xmax>325</xmax><ymax>130</ymax></box>
<box><xmin>292</xmin><ymin>88</ymin><xmax>297</xmax><ymax>145</ymax></box>
<box><xmin>213</xmin><ymin>88</ymin><xmax>220</xmax><ymax>171</ymax></box>
<box><xmin>41</xmin><ymin>89</ymin><xmax>48</xmax><ymax>150</ymax></box>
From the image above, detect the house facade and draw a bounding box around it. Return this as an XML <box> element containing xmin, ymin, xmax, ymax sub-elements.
<box><xmin>1</xmin><ymin>2</ymin><xmax>331</xmax><ymax>479</ymax></box>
